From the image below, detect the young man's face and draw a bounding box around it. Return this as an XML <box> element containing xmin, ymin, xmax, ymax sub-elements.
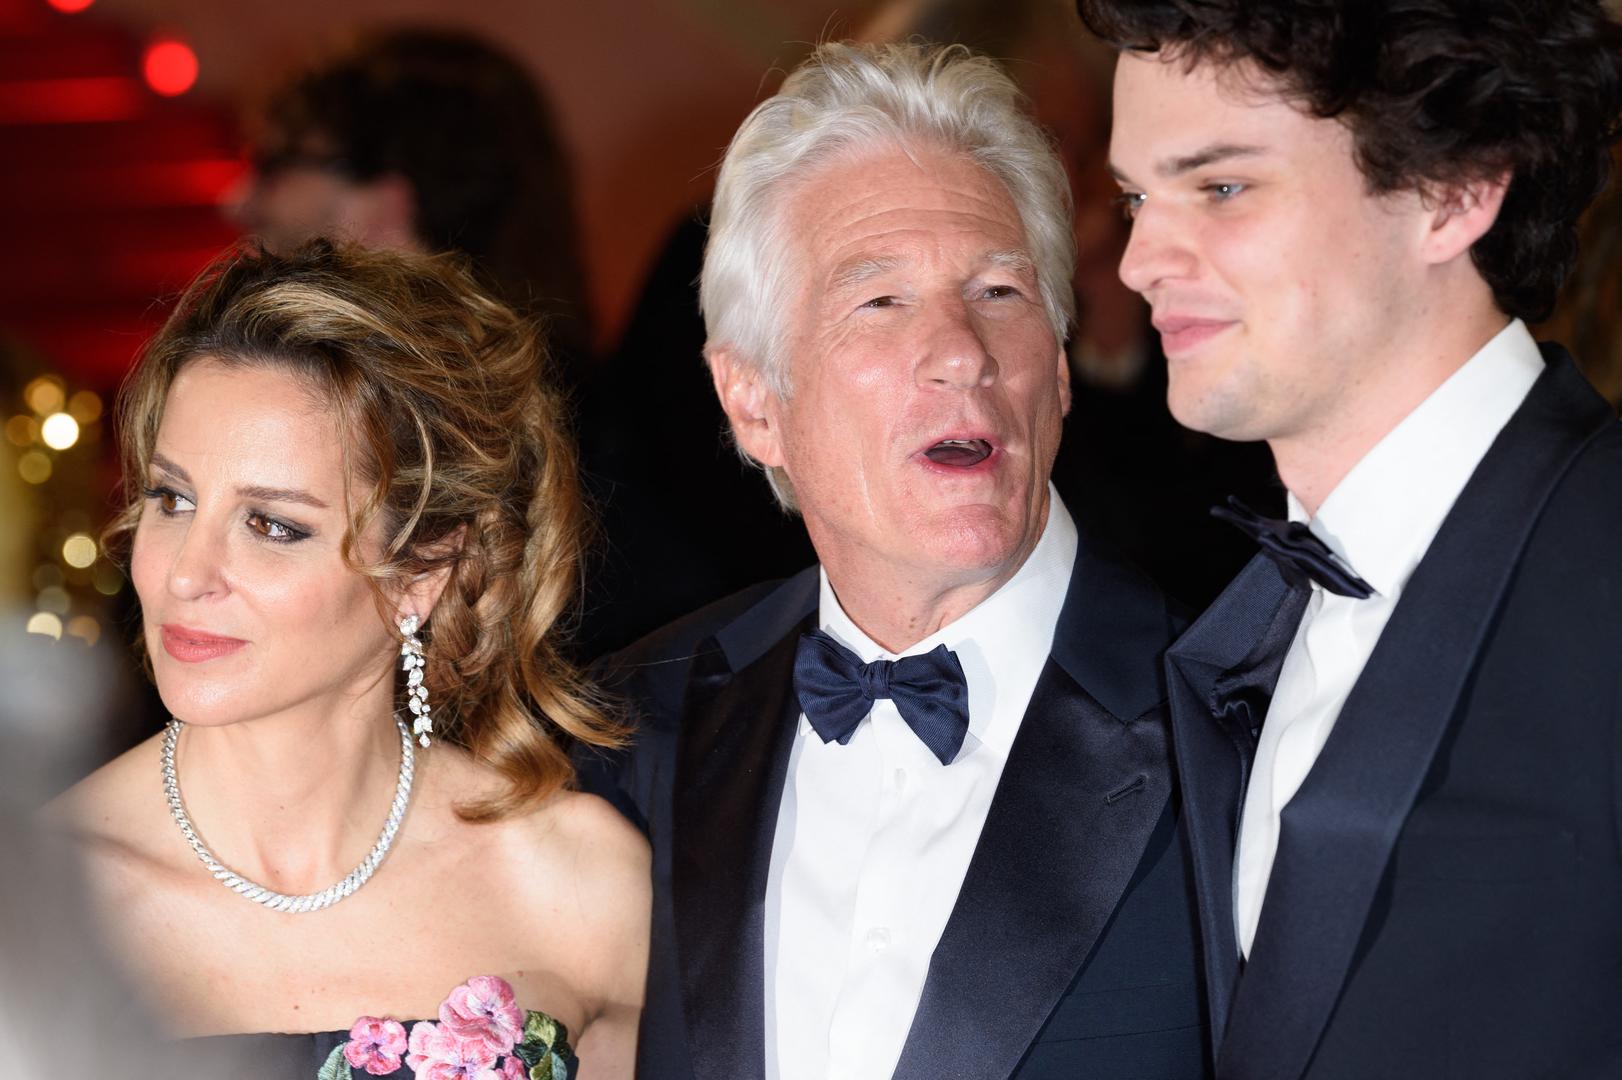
<box><xmin>1109</xmin><ymin>53</ymin><xmax>1434</xmax><ymax>445</ymax></box>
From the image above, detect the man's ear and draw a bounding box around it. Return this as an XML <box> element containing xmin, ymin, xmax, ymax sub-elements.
<box><xmin>1420</xmin><ymin>172</ymin><xmax>1511</xmax><ymax>266</ymax></box>
<box><xmin>1055</xmin><ymin>341</ymin><xmax>1073</xmax><ymax>417</ymax></box>
<box><xmin>396</xmin><ymin>524</ymin><xmax>466</xmax><ymax>625</ymax></box>
<box><xmin>708</xmin><ymin>346</ymin><xmax>786</xmax><ymax>469</ymax></box>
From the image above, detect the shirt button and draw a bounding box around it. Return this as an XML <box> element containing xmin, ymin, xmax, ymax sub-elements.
<box><xmin>865</xmin><ymin>926</ymin><xmax>892</xmax><ymax>954</ymax></box>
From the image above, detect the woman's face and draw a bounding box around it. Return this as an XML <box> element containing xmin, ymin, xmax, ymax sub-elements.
<box><xmin>131</xmin><ymin>359</ymin><xmax>397</xmax><ymax>728</ymax></box>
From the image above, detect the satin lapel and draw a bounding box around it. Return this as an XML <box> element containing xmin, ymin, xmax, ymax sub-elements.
<box><xmin>1164</xmin><ymin>557</ymin><xmax>1308</xmax><ymax>1054</ymax></box>
<box><xmin>892</xmin><ymin>539</ymin><xmax>1178</xmax><ymax>1080</ymax></box>
<box><xmin>1219</xmin><ymin>353</ymin><xmax>1617</xmax><ymax>1080</ymax></box>
<box><xmin>672</xmin><ymin>608</ymin><xmax>813</xmax><ymax>1080</ymax></box>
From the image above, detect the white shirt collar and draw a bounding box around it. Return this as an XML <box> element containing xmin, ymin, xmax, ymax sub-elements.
<box><xmin>811</xmin><ymin>487</ymin><xmax>1078</xmax><ymax>755</ymax></box>
<box><xmin>1290</xmin><ymin>319</ymin><xmax>1544</xmax><ymax>598</ymax></box>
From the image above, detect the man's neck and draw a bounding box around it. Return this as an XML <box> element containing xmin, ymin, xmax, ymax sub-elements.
<box><xmin>1275</xmin><ymin>311</ymin><xmax>1513</xmax><ymax>516</ymax></box>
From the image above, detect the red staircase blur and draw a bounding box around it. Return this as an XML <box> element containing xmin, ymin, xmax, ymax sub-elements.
<box><xmin>0</xmin><ymin>0</ymin><xmax>243</xmax><ymax>390</ymax></box>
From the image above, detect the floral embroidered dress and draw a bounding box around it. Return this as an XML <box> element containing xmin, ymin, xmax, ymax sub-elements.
<box><xmin>181</xmin><ymin>976</ymin><xmax>575</xmax><ymax>1080</ymax></box>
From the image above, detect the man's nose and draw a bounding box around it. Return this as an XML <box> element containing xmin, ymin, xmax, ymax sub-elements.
<box><xmin>916</xmin><ymin>301</ymin><xmax>999</xmax><ymax>390</ymax></box>
<box><xmin>1118</xmin><ymin>200</ymin><xmax>1196</xmax><ymax>295</ymax></box>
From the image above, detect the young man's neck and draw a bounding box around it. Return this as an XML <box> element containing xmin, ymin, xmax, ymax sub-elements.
<box><xmin>1275</xmin><ymin>308</ymin><xmax>1513</xmax><ymax>517</ymax></box>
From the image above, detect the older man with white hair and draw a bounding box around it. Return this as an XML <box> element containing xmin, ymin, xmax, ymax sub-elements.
<box><xmin>585</xmin><ymin>42</ymin><xmax>1208</xmax><ymax>1080</ymax></box>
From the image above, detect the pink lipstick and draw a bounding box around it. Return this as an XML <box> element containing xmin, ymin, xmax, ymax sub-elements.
<box><xmin>160</xmin><ymin>624</ymin><xmax>247</xmax><ymax>663</ymax></box>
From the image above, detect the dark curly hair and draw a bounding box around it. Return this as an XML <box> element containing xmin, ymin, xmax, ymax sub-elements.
<box><xmin>1078</xmin><ymin>0</ymin><xmax>1622</xmax><ymax>322</ymax></box>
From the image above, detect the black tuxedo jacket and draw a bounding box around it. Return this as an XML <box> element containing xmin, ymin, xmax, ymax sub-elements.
<box><xmin>1166</xmin><ymin>349</ymin><xmax>1622</xmax><ymax>1080</ymax></box>
<box><xmin>583</xmin><ymin>537</ymin><xmax>1210</xmax><ymax>1079</ymax></box>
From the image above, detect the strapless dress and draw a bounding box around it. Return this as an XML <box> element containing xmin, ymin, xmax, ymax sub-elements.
<box><xmin>178</xmin><ymin>975</ymin><xmax>575</xmax><ymax>1079</ymax></box>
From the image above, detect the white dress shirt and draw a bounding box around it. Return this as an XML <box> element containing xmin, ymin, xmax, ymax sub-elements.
<box><xmin>1233</xmin><ymin>320</ymin><xmax>1545</xmax><ymax>959</ymax></box>
<box><xmin>763</xmin><ymin>490</ymin><xmax>1078</xmax><ymax>1080</ymax></box>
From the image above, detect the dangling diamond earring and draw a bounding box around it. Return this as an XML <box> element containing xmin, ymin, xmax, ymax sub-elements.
<box><xmin>399</xmin><ymin>613</ymin><xmax>431</xmax><ymax>748</ymax></box>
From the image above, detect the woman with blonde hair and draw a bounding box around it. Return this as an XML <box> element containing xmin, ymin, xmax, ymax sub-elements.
<box><xmin>50</xmin><ymin>241</ymin><xmax>647</xmax><ymax>1079</ymax></box>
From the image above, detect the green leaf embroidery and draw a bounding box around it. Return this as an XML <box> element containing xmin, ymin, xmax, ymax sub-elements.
<box><xmin>529</xmin><ymin>1051</ymin><xmax>569</xmax><ymax>1080</ymax></box>
<box><xmin>523</xmin><ymin>1010</ymin><xmax>561</xmax><ymax>1050</ymax></box>
<box><xmin>316</xmin><ymin>1043</ymin><xmax>353</xmax><ymax>1080</ymax></box>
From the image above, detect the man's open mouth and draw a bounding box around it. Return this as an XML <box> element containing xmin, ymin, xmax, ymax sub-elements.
<box><xmin>922</xmin><ymin>438</ymin><xmax>993</xmax><ymax>467</ymax></box>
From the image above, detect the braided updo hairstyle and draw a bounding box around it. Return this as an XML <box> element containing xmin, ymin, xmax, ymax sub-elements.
<box><xmin>109</xmin><ymin>240</ymin><xmax>617</xmax><ymax>819</ymax></box>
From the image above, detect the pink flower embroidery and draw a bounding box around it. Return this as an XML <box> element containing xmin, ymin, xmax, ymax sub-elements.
<box><xmin>343</xmin><ymin>1017</ymin><xmax>408</xmax><ymax>1075</ymax></box>
<box><xmin>498</xmin><ymin>1057</ymin><xmax>528</xmax><ymax>1080</ymax></box>
<box><xmin>437</xmin><ymin>975</ymin><xmax>525</xmax><ymax>1059</ymax></box>
<box><xmin>406</xmin><ymin>1020</ymin><xmax>501</xmax><ymax>1080</ymax></box>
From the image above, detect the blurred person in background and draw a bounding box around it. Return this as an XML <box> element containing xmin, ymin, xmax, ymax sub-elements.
<box><xmin>228</xmin><ymin>28</ymin><xmax>595</xmax><ymax>387</ymax></box>
<box><xmin>47</xmin><ymin>242</ymin><xmax>647</xmax><ymax>1079</ymax></box>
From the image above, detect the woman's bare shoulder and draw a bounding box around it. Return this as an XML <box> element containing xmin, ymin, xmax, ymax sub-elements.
<box><xmin>43</xmin><ymin>734</ymin><xmax>166</xmax><ymax>845</ymax></box>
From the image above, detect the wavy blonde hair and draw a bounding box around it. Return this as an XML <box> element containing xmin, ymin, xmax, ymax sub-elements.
<box><xmin>108</xmin><ymin>240</ymin><xmax>618</xmax><ymax>820</ymax></box>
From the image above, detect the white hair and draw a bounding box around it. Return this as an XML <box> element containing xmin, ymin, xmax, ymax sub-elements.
<box><xmin>699</xmin><ymin>41</ymin><xmax>1076</xmax><ymax>508</ymax></box>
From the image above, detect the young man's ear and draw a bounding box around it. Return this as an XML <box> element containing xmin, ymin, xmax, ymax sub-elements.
<box><xmin>707</xmin><ymin>346</ymin><xmax>786</xmax><ymax>469</ymax></box>
<box><xmin>1420</xmin><ymin>171</ymin><xmax>1511</xmax><ymax>266</ymax></box>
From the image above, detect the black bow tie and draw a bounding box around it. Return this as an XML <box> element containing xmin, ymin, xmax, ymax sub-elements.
<box><xmin>792</xmin><ymin>628</ymin><xmax>971</xmax><ymax>766</ymax></box>
<box><xmin>1211</xmin><ymin>496</ymin><xmax>1374</xmax><ymax>599</ymax></box>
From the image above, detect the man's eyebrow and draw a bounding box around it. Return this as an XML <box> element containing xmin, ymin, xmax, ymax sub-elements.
<box><xmin>829</xmin><ymin>254</ymin><xmax>904</xmax><ymax>292</ymax></box>
<box><xmin>983</xmin><ymin>249</ymin><xmax>1036</xmax><ymax>276</ymax></box>
<box><xmin>1110</xmin><ymin>142</ymin><xmax>1269</xmax><ymax>184</ymax></box>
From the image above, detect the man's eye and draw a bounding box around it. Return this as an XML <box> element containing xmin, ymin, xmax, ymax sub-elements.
<box><xmin>861</xmin><ymin>295</ymin><xmax>897</xmax><ymax>309</ymax></box>
<box><xmin>1113</xmin><ymin>192</ymin><xmax>1147</xmax><ymax>220</ymax></box>
<box><xmin>1204</xmin><ymin>182</ymin><xmax>1247</xmax><ymax>202</ymax></box>
<box><xmin>982</xmin><ymin>284</ymin><xmax>1021</xmax><ymax>300</ymax></box>
<box><xmin>143</xmin><ymin>486</ymin><xmax>194</xmax><ymax>515</ymax></box>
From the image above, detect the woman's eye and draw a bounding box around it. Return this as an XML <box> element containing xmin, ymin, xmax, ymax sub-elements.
<box><xmin>143</xmin><ymin>486</ymin><xmax>194</xmax><ymax>515</ymax></box>
<box><xmin>246</xmin><ymin>512</ymin><xmax>306</xmax><ymax>543</ymax></box>
<box><xmin>1204</xmin><ymin>182</ymin><xmax>1247</xmax><ymax>202</ymax></box>
<box><xmin>982</xmin><ymin>284</ymin><xmax>1020</xmax><ymax>300</ymax></box>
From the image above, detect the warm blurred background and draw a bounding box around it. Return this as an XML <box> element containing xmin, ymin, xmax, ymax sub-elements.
<box><xmin>2</xmin><ymin>0</ymin><xmax>1618</xmax><ymax>790</ymax></box>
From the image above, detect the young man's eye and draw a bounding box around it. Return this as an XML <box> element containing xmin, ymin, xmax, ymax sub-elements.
<box><xmin>1112</xmin><ymin>192</ymin><xmax>1147</xmax><ymax>220</ymax></box>
<box><xmin>142</xmin><ymin>485</ymin><xmax>194</xmax><ymax>515</ymax></box>
<box><xmin>1203</xmin><ymin>182</ymin><xmax>1247</xmax><ymax>202</ymax></box>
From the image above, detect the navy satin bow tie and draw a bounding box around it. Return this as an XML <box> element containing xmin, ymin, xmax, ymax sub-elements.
<box><xmin>1211</xmin><ymin>496</ymin><xmax>1375</xmax><ymax>599</ymax></box>
<box><xmin>793</xmin><ymin>628</ymin><xmax>971</xmax><ymax>765</ymax></box>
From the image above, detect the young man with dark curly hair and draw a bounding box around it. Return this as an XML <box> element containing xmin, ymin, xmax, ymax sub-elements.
<box><xmin>1078</xmin><ymin>1</ymin><xmax>1622</xmax><ymax>1077</ymax></box>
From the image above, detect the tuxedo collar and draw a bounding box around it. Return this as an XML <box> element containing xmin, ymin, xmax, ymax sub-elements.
<box><xmin>1202</xmin><ymin>349</ymin><xmax>1615</xmax><ymax>1080</ymax></box>
<box><xmin>674</xmin><ymin>530</ymin><xmax>1180</xmax><ymax>1079</ymax></box>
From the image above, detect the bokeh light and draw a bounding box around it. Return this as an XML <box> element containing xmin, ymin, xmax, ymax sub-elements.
<box><xmin>18</xmin><ymin>451</ymin><xmax>51</xmax><ymax>484</ymax></box>
<box><xmin>5</xmin><ymin>415</ymin><xmax>37</xmax><ymax>446</ymax></box>
<box><xmin>143</xmin><ymin>40</ymin><xmax>199</xmax><ymax>97</ymax></box>
<box><xmin>68</xmin><ymin>390</ymin><xmax>103</xmax><ymax>424</ymax></box>
<box><xmin>63</xmin><ymin>533</ymin><xmax>98</xmax><ymax>569</ymax></box>
<box><xmin>41</xmin><ymin>412</ymin><xmax>80</xmax><ymax>450</ymax></box>
<box><xmin>37</xmin><ymin>586</ymin><xmax>72</xmax><ymax>615</ymax></box>
<box><xmin>46</xmin><ymin>0</ymin><xmax>97</xmax><ymax>12</ymax></box>
<box><xmin>24</xmin><ymin>377</ymin><xmax>65</xmax><ymax>416</ymax></box>
<box><xmin>26</xmin><ymin>613</ymin><xmax>63</xmax><ymax>640</ymax></box>
<box><xmin>66</xmin><ymin>616</ymin><xmax>102</xmax><ymax>647</ymax></box>
<box><xmin>93</xmin><ymin>562</ymin><xmax>125</xmax><ymax>597</ymax></box>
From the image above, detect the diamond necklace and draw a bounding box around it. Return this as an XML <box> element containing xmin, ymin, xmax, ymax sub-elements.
<box><xmin>161</xmin><ymin>715</ymin><xmax>415</xmax><ymax>914</ymax></box>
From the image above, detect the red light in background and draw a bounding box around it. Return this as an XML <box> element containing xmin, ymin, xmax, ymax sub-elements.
<box><xmin>47</xmin><ymin>0</ymin><xmax>97</xmax><ymax>12</ymax></box>
<box><xmin>142</xmin><ymin>40</ymin><xmax>198</xmax><ymax>97</ymax></box>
